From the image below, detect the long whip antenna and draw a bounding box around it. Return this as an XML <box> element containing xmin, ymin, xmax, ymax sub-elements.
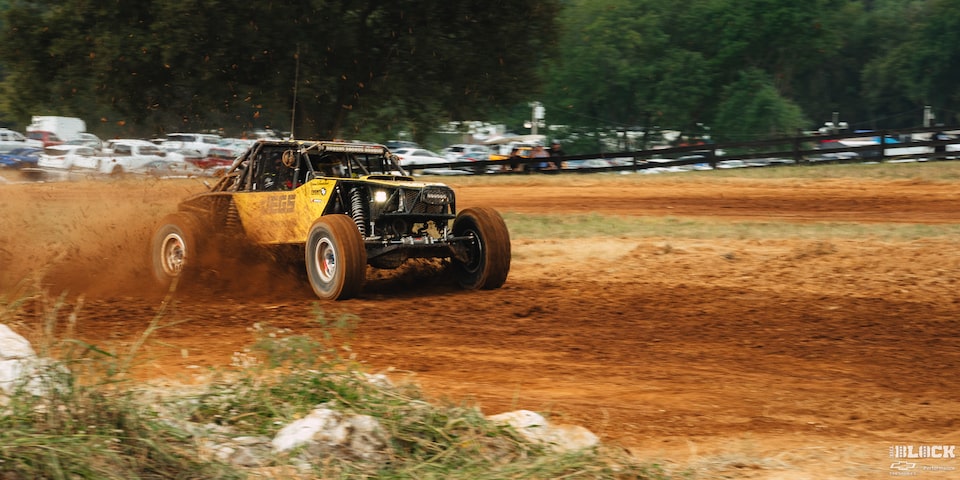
<box><xmin>290</xmin><ymin>44</ymin><xmax>300</xmax><ymax>139</ymax></box>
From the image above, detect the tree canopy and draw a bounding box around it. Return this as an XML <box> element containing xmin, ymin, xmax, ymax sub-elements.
<box><xmin>0</xmin><ymin>0</ymin><xmax>559</xmax><ymax>141</ymax></box>
<box><xmin>537</xmin><ymin>0</ymin><xmax>960</xmax><ymax>145</ymax></box>
<box><xmin>1</xmin><ymin>0</ymin><xmax>959</xmax><ymax>145</ymax></box>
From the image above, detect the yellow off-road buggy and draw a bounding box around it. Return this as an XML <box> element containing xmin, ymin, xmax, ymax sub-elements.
<box><xmin>150</xmin><ymin>139</ymin><xmax>510</xmax><ymax>300</ymax></box>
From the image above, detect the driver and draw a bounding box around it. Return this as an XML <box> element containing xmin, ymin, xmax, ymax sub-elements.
<box><xmin>261</xmin><ymin>150</ymin><xmax>295</xmax><ymax>190</ymax></box>
<box><xmin>313</xmin><ymin>153</ymin><xmax>347</xmax><ymax>177</ymax></box>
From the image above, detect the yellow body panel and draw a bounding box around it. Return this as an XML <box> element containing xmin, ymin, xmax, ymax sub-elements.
<box><xmin>232</xmin><ymin>178</ymin><xmax>338</xmax><ymax>244</ymax></box>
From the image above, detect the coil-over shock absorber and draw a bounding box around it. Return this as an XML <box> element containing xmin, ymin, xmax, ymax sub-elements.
<box><xmin>349</xmin><ymin>187</ymin><xmax>367</xmax><ymax>236</ymax></box>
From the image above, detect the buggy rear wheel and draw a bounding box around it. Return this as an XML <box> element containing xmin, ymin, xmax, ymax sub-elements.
<box><xmin>452</xmin><ymin>207</ymin><xmax>511</xmax><ymax>290</ymax></box>
<box><xmin>151</xmin><ymin>212</ymin><xmax>202</xmax><ymax>289</ymax></box>
<box><xmin>305</xmin><ymin>214</ymin><xmax>367</xmax><ymax>300</ymax></box>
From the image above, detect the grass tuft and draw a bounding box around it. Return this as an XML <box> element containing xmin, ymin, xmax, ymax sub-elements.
<box><xmin>0</xmin><ymin>286</ymin><xmax>672</xmax><ymax>479</ymax></box>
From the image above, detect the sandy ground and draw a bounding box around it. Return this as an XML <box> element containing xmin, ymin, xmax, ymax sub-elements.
<box><xmin>2</xmin><ymin>171</ymin><xmax>960</xmax><ymax>479</ymax></box>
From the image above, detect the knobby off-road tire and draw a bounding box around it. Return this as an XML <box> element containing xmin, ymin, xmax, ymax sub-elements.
<box><xmin>452</xmin><ymin>207</ymin><xmax>511</xmax><ymax>290</ymax></box>
<box><xmin>305</xmin><ymin>214</ymin><xmax>367</xmax><ymax>300</ymax></box>
<box><xmin>151</xmin><ymin>212</ymin><xmax>203</xmax><ymax>290</ymax></box>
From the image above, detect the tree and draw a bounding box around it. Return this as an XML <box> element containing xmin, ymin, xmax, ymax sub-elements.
<box><xmin>542</xmin><ymin>0</ymin><xmax>712</xmax><ymax>138</ymax></box>
<box><xmin>862</xmin><ymin>0</ymin><xmax>960</xmax><ymax>126</ymax></box>
<box><xmin>712</xmin><ymin>68</ymin><xmax>808</xmax><ymax>142</ymax></box>
<box><xmin>0</xmin><ymin>0</ymin><xmax>559</xmax><ymax>140</ymax></box>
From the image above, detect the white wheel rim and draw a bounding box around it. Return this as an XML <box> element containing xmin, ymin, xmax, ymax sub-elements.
<box><xmin>160</xmin><ymin>233</ymin><xmax>186</xmax><ymax>276</ymax></box>
<box><xmin>314</xmin><ymin>238</ymin><xmax>337</xmax><ymax>283</ymax></box>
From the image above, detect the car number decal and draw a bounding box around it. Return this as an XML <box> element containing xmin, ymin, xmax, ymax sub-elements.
<box><xmin>262</xmin><ymin>193</ymin><xmax>296</xmax><ymax>215</ymax></box>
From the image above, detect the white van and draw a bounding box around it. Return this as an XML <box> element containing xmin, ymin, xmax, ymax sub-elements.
<box><xmin>26</xmin><ymin>116</ymin><xmax>87</xmax><ymax>142</ymax></box>
<box><xmin>160</xmin><ymin>133</ymin><xmax>222</xmax><ymax>156</ymax></box>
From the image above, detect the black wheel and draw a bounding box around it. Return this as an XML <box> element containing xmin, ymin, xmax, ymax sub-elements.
<box><xmin>305</xmin><ymin>214</ymin><xmax>367</xmax><ymax>300</ymax></box>
<box><xmin>452</xmin><ymin>207</ymin><xmax>511</xmax><ymax>290</ymax></box>
<box><xmin>151</xmin><ymin>212</ymin><xmax>202</xmax><ymax>288</ymax></box>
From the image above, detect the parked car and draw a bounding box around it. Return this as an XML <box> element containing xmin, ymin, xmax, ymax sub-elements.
<box><xmin>384</xmin><ymin>140</ymin><xmax>420</xmax><ymax>150</ymax></box>
<box><xmin>0</xmin><ymin>147</ymin><xmax>41</xmax><ymax>169</ymax></box>
<box><xmin>160</xmin><ymin>132</ymin><xmax>222</xmax><ymax>156</ymax></box>
<box><xmin>444</xmin><ymin>151</ymin><xmax>490</xmax><ymax>174</ymax></box>
<box><xmin>164</xmin><ymin>148</ymin><xmax>205</xmax><ymax>165</ymax></box>
<box><xmin>0</xmin><ymin>128</ymin><xmax>43</xmax><ymax>154</ymax></box>
<box><xmin>63</xmin><ymin>133</ymin><xmax>103</xmax><ymax>150</ymax></box>
<box><xmin>441</xmin><ymin>144</ymin><xmax>491</xmax><ymax>162</ymax></box>
<box><xmin>139</xmin><ymin>160</ymin><xmax>208</xmax><ymax>178</ymax></box>
<box><xmin>78</xmin><ymin>139</ymin><xmax>167</xmax><ymax>175</ymax></box>
<box><xmin>215</xmin><ymin>138</ymin><xmax>255</xmax><ymax>158</ymax></box>
<box><xmin>393</xmin><ymin>148</ymin><xmax>448</xmax><ymax>170</ymax></box>
<box><xmin>565</xmin><ymin>159</ymin><xmax>614</xmax><ymax>170</ymax></box>
<box><xmin>716</xmin><ymin>159</ymin><xmax>748</xmax><ymax>169</ymax></box>
<box><xmin>457</xmin><ymin>151</ymin><xmax>490</xmax><ymax>162</ymax></box>
<box><xmin>37</xmin><ymin>144</ymin><xmax>101</xmax><ymax>170</ymax></box>
<box><xmin>193</xmin><ymin>146</ymin><xmax>237</xmax><ymax>171</ymax></box>
<box><xmin>25</xmin><ymin>130</ymin><xmax>64</xmax><ymax>147</ymax></box>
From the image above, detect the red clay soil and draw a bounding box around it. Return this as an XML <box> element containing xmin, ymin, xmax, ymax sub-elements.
<box><xmin>2</xmin><ymin>173</ymin><xmax>960</xmax><ymax>478</ymax></box>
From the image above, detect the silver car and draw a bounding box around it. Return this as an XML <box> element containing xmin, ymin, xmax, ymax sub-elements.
<box><xmin>0</xmin><ymin>128</ymin><xmax>43</xmax><ymax>154</ymax></box>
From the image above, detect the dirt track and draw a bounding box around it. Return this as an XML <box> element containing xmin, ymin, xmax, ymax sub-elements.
<box><xmin>2</xmin><ymin>172</ymin><xmax>960</xmax><ymax>478</ymax></box>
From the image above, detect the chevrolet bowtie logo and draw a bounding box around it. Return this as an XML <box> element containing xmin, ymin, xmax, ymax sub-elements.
<box><xmin>890</xmin><ymin>461</ymin><xmax>917</xmax><ymax>471</ymax></box>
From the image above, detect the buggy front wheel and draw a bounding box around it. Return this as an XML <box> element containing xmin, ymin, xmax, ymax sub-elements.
<box><xmin>452</xmin><ymin>207</ymin><xmax>511</xmax><ymax>290</ymax></box>
<box><xmin>305</xmin><ymin>214</ymin><xmax>367</xmax><ymax>300</ymax></box>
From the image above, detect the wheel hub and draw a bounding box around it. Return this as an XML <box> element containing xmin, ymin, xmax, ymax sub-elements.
<box><xmin>315</xmin><ymin>239</ymin><xmax>337</xmax><ymax>282</ymax></box>
<box><xmin>161</xmin><ymin>233</ymin><xmax>186</xmax><ymax>275</ymax></box>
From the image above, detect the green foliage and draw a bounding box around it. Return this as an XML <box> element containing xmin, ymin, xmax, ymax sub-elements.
<box><xmin>536</xmin><ymin>0</ymin><xmax>960</xmax><ymax>144</ymax></box>
<box><xmin>0</xmin><ymin>287</ymin><xmax>243</xmax><ymax>479</ymax></box>
<box><xmin>543</xmin><ymin>0</ymin><xmax>712</xmax><ymax>134</ymax></box>
<box><xmin>712</xmin><ymin>68</ymin><xmax>808</xmax><ymax>141</ymax></box>
<box><xmin>537</xmin><ymin>0</ymin><xmax>849</xmax><ymax>143</ymax></box>
<box><xmin>184</xmin><ymin>319</ymin><xmax>670</xmax><ymax>479</ymax></box>
<box><xmin>0</xmin><ymin>376</ymin><xmax>242</xmax><ymax>479</ymax></box>
<box><xmin>4</xmin><ymin>0</ymin><xmax>960</xmax><ymax>147</ymax></box>
<box><xmin>862</xmin><ymin>0</ymin><xmax>960</xmax><ymax>125</ymax></box>
<box><xmin>0</xmin><ymin>0</ymin><xmax>560</xmax><ymax>139</ymax></box>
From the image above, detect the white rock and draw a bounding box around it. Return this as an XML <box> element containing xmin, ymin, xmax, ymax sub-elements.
<box><xmin>488</xmin><ymin>409</ymin><xmax>548</xmax><ymax>430</ymax></box>
<box><xmin>0</xmin><ymin>324</ymin><xmax>35</xmax><ymax>360</ymax></box>
<box><xmin>271</xmin><ymin>407</ymin><xmax>388</xmax><ymax>462</ymax></box>
<box><xmin>272</xmin><ymin>408</ymin><xmax>343</xmax><ymax>452</ymax></box>
<box><xmin>0</xmin><ymin>324</ymin><xmax>38</xmax><ymax>395</ymax></box>
<box><xmin>487</xmin><ymin>409</ymin><xmax>599</xmax><ymax>452</ymax></box>
<box><xmin>0</xmin><ymin>324</ymin><xmax>69</xmax><ymax>400</ymax></box>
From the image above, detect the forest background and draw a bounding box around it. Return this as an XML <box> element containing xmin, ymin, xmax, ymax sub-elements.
<box><xmin>0</xmin><ymin>0</ymin><xmax>957</xmax><ymax>153</ymax></box>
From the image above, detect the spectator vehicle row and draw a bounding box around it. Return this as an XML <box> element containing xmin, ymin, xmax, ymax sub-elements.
<box><xmin>14</xmin><ymin>132</ymin><xmax>254</xmax><ymax>178</ymax></box>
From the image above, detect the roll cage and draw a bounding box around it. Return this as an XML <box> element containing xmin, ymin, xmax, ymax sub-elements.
<box><xmin>209</xmin><ymin>140</ymin><xmax>410</xmax><ymax>193</ymax></box>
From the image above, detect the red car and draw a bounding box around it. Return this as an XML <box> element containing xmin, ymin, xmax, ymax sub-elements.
<box><xmin>193</xmin><ymin>147</ymin><xmax>237</xmax><ymax>170</ymax></box>
<box><xmin>26</xmin><ymin>130</ymin><xmax>64</xmax><ymax>147</ymax></box>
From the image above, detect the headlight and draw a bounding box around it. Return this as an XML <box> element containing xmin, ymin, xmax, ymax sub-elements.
<box><xmin>374</xmin><ymin>190</ymin><xmax>388</xmax><ymax>203</ymax></box>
